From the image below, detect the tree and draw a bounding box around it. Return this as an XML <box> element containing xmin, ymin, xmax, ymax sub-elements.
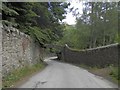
<box><xmin>2</xmin><ymin>2</ymin><xmax>70</xmax><ymax>46</ymax></box>
<box><xmin>57</xmin><ymin>2</ymin><xmax>118</xmax><ymax>50</ymax></box>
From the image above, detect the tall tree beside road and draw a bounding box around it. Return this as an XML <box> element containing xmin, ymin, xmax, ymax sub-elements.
<box><xmin>2</xmin><ymin>2</ymin><xmax>70</xmax><ymax>46</ymax></box>
<box><xmin>57</xmin><ymin>2</ymin><xmax>118</xmax><ymax>49</ymax></box>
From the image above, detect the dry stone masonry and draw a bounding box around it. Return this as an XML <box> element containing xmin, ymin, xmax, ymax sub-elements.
<box><xmin>60</xmin><ymin>44</ymin><xmax>119</xmax><ymax>67</ymax></box>
<box><xmin>0</xmin><ymin>23</ymin><xmax>2</xmax><ymax>88</ymax></box>
<box><xmin>1</xmin><ymin>26</ymin><xmax>46</xmax><ymax>78</ymax></box>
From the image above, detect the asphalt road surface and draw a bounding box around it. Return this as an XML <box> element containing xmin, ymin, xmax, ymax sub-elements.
<box><xmin>19</xmin><ymin>57</ymin><xmax>118</xmax><ymax>88</ymax></box>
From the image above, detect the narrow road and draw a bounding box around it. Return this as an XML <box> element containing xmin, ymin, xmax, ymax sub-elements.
<box><xmin>19</xmin><ymin>57</ymin><xmax>117</xmax><ymax>88</ymax></box>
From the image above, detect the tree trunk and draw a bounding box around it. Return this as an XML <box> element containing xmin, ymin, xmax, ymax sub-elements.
<box><xmin>89</xmin><ymin>2</ymin><xmax>94</xmax><ymax>48</ymax></box>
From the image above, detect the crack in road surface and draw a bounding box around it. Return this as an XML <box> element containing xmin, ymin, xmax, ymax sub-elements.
<box><xmin>33</xmin><ymin>81</ymin><xmax>47</xmax><ymax>88</ymax></box>
<box><xmin>19</xmin><ymin>56</ymin><xmax>118</xmax><ymax>88</ymax></box>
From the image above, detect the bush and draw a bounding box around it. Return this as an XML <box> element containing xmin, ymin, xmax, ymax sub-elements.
<box><xmin>109</xmin><ymin>66</ymin><xmax>119</xmax><ymax>80</ymax></box>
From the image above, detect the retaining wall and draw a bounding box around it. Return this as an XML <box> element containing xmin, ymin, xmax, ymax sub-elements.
<box><xmin>1</xmin><ymin>26</ymin><xmax>46</xmax><ymax>77</ymax></box>
<box><xmin>61</xmin><ymin>44</ymin><xmax>119</xmax><ymax>67</ymax></box>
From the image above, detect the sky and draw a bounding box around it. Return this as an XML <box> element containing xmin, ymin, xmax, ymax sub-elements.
<box><xmin>62</xmin><ymin>0</ymin><xmax>83</xmax><ymax>25</ymax></box>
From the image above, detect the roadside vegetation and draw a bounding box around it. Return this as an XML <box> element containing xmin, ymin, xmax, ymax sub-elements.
<box><xmin>79</xmin><ymin>64</ymin><xmax>119</xmax><ymax>85</ymax></box>
<box><xmin>57</xmin><ymin>2</ymin><xmax>119</xmax><ymax>49</ymax></box>
<box><xmin>2</xmin><ymin>62</ymin><xmax>46</xmax><ymax>88</ymax></box>
<box><xmin>2</xmin><ymin>1</ymin><xmax>119</xmax><ymax>88</ymax></box>
<box><xmin>56</xmin><ymin>2</ymin><xmax>119</xmax><ymax>85</ymax></box>
<box><xmin>109</xmin><ymin>66</ymin><xmax>119</xmax><ymax>83</ymax></box>
<box><xmin>2</xmin><ymin>2</ymin><xmax>70</xmax><ymax>88</ymax></box>
<box><xmin>2</xmin><ymin>2</ymin><xmax>70</xmax><ymax>47</ymax></box>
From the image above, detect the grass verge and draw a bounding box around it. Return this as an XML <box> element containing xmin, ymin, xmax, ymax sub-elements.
<box><xmin>79</xmin><ymin>64</ymin><xmax>119</xmax><ymax>85</ymax></box>
<box><xmin>2</xmin><ymin>62</ymin><xmax>47</xmax><ymax>88</ymax></box>
<box><xmin>109</xmin><ymin>66</ymin><xmax>120</xmax><ymax>84</ymax></box>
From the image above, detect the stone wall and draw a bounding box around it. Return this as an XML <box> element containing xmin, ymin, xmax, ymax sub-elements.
<box><xmin>60</xmin><ymin>44</ymin><xmax>119</xmax><ymax>67</ymax></box>
<box><xmin>2</xmin><ymin>26</ymin><xmax>46</xmax><ymax>77</ymax></box>
<box><xmin>0</xmin><ymin>23</ymin><xmax>2</xmax><ymax>88</ymax></box>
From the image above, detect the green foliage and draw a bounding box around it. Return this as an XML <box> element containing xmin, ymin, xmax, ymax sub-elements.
<box><xmin>2</xmin><ymin>3</ymin><xmax>19</xmax><ymax>16</ymax></box>
<box><xmin>57</xmin><ymin>2</ymin><xmax>118</xmax><ymax>50</ymax></box>
<box><xmin>109</xmin><ymin>66</ymin><xmax>120</xmax><ymax>80</ymax></box>
<box><xmin>79</xmin><ymin>64</ymin><xmax>119</xmax><ymax>84</ymax></box>
<box><xmin>31</xmin><ymin>27</ymin><xmax>50</xmax><ymax>44</ymax></box>
<box><xmin>2</xmin><ymin>63</ymin><xmax>45</xmax><ymax>88</ymax></box>
<box><xmin>2</xmin><ymin>2</ymin><xmax>70</xmax><ymax>46</ymax></box>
